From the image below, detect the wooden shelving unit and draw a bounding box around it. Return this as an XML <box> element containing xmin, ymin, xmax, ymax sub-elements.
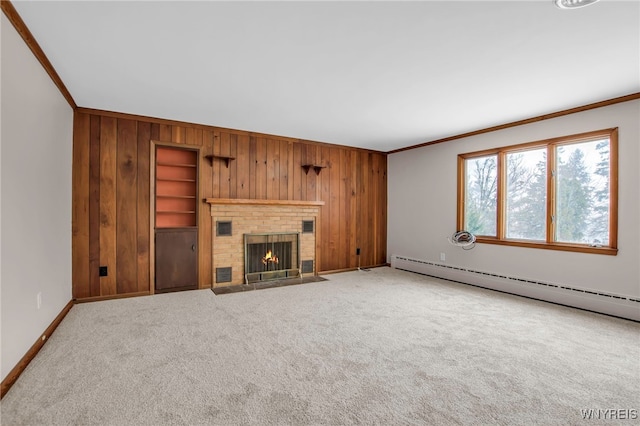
<box><xmin>301</xmin><ymin>164</ymin><xmax>326</xmax><ymax>175</ymax></box>
<box><xmin>156</xmin><ymin>147</ymin><xmax>198</xmax><ymax>228</ymax></box>
<box><xmin>205</xmin><ymin>155</ymin><xmax>235</xmax><ymax>168</ymax></box>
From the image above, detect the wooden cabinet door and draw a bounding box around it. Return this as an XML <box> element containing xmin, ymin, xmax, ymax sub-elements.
<box><xmin>155</xmin><ymin>228</ymin><xmax>198</xmax><ymax>292</ymax></box>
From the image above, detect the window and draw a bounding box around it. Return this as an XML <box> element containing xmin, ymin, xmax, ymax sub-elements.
<box><xmin>457</xmin><ymin>128</ymin><xmax>617</xmax><ymax>255</ymax></box>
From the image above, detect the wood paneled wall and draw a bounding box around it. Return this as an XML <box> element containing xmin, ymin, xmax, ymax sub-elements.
<box><xmin>72</xmin><ymin>110</ymin><xmax>387</xmax><ymax>299</ymax></box>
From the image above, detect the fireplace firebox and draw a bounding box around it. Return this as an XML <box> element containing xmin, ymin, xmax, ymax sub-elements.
<box><xmin>244</xmin><ymin>233</ymin><xmax>300</xmax><ymax>283</ymax></box>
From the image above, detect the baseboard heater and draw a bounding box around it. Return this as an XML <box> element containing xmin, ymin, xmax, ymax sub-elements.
<box><xmin>390</xmin><ymin>255</ymin><xmax>640</xmax><ymax>321</ymax></box>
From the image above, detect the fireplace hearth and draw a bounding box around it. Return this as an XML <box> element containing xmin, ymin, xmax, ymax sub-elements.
<box><xmin>244</xmin><ymin>233</ymin><xmax>300</xmax><ymax>283</ymax></box>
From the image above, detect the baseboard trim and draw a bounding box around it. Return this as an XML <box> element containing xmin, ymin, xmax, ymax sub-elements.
<box><xmin>391</xmin><ymin>255</ymin><xmax>639</xmax><ymax>322</ymax></box>
<box><xmin>0</xmin><ymin>300</ymin><xmax>74</xmax><ymax>399</ymax></box>
<box><xmin>320</xmin><ymin>264</ymin><xmax>389</xmax><ymax>275</ymax></box>
<box><xmin>74</xmin><ymin>291</ymin><xmax>151</xmax><ymax>303</ymax></box>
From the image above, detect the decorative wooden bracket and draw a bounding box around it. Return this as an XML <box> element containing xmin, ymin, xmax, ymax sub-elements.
<box><xmin>205</xmin><ymin>155</ymin><xmax>235</xmax><ymax>168</ymax></box>
<box><xmin>302</xmin><ymin>164</ymin><xmax>326</xmax><ymax>175</ymax></box>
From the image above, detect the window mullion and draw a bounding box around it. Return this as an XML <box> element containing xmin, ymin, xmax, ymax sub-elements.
<box><xmin>497</xmin><ymin>151</ymin><xmax>506</xmax><ymax>240</ymax></box>
<box><xmin>546</xmin><ymin>144</ymin><xmax>556</xmax><ymax>243</ymax></box>
<box><xmin>457</xmin><ymin>156</ymin><xmax>465</xmax><ymax>231</ymax></box>
<box><xmin>609</xmin><ymin>129</ymin><xmax>618</xmax><ymax>249</ymax></box>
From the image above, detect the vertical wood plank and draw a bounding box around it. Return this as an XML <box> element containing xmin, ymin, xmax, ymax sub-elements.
<box><xmin>360</xmin><ymin>152</ymin><xmax>369</xmax><ymax>266</ymax></box>
<box><xmin>150</xmin><ymin>123</ymin><xmax>160</xmax><ymax>140</ymax></box>
<box><xmin>255</xmin><ymin>137</ymin><xmax>267</xmax><ymax>199</ymax></box>
<box><xmin>149</xmin><ymin>125</ymin><xmax>159</xmax><ymax>295</ymax></box>
<box><xmin>172</xmin><ymin>126</ymin><xmax>186</xmax><ymax>144</ymax></box>
<box><xmin>212</xmin><ymin>131</ymin><xmax>221</xmax><ymax>198</ymax></box>
<box><xmin>89</xmin><ymin>115</ymin><xmax>101</xmax><ymax>297</ymax></box>
<box><xmin>371</xmin><ymin>153</ymin><xmax>380</xmax><ymax>265</ymax></box>
<box><xmin>306</xmin><ymin>145</ymin><xmax>318</xmax><ymax>203</ymax></box>
<box><xmin>354</xmin><ymin>151</ymin><xmax>361</xmax><ymax>269</ymax></box>
<box><xmin>357</xmin><ymin>151</ymin><xmax>368</xmax><ymax>268</ymax></box>
<box><xmin>292</xmin><ymin>143</ymin><xmax>302</xmax><ymax>200</ymax></box>
<box><xmin>72</xmin><ymin>112</ymin><xmax>90</xmax><ymax>299</ymax></box>
<box><xmin>159</xmin><ymin>124</ymin><xmax>172</xmax><ymax>142</ymax></box>
<box><xmin>379</xmin><ymin>154</ymin><xmax>388</xmax><ymax>265</ymax></box>
<box><xmin>137</xmin><ymin>121</ymin><xmax>151</xmax><ymax>293</ymax></box>
<box><xmin>184</xmin><ymin>127</ymin><xmax>193</xmax><ymax>145</ymax></box>
<box><xmin>219</xmin><ymin>132</ymin><xmax>231</xmax><ymax>198</ymax></box>
<box><xmin>266</xmin><ymin>138</ymin><xmax>279</xmax><ymax>199</ymax></box>
<box><xmin>367</xmin><ymin>153</ymin><xmax>375</xmax><ymax>266</ymax></box>
<box><xmin>229</xmin><ymin>134</ymin><xmax>238</xmax><ymax>198</ymax></box>
<box><xmin>236</xmin><ymin>134</ymin><xmax>251</xmax><ymax>199</ymax></box>
<box><xmin>329</xmin><ymin>147</ymin><xmax>341</xmax><ymax>270</ymax></box>
<box><xmin>279</xmin><ymin>140</ymin><xmax>289</xmax><ymax>200</ymax></box>
<box><xmin>300</xmin><ymin>143</ymin><xmax>308</xmax><ymax>200</ymax></box>
<box><xmin>199</xmin><ymin>130</ymin><xmax>214</xmax><ymax>288</ymax></box>
<box><xmin>249</xmin><ymin>136</ymin><xmax>257</xmax><ymax>199</ymax></box>
<box><xmin>349</xmin><ymin>150</ymin><xmax>358</xmax><ymax>268</ymax></box>
<box><xmin>340</xmin><ymin>149</ymin><xmax>350</xmax><ymax>270</ymax></box>
<box><xmin>287</xmin><ymin>141</ymin><xmax>294</xmax><ymax>200</ymax></box>
<box><xmin>194</xmin><ymin>128</ymin><xmax>203</xmax><ymax>147</ymax></box>
<box><xmin>116</xmin><ymin>118</ymin><xmax>138</xmax><ymax>294</ymax></box>
<box><xmin>185</xmin><ymin>127</ymin><xmax>196</xmax><ymax>146</ymax></box>
<box><xmin>99</xmin><ymin>117</ymin><xmax>118</xmax><ymax>295</ymax></box>
<box><xmin>319</xmin><ymin>146</ymin><xmax>331</xmax><ymax>271</ymax></box>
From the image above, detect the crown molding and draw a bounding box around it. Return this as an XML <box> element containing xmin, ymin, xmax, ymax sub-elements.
<box><xmin>389</xmin><ymin>92</ymin><xmax>640</xmax><ymax>154</ymax></box>
<box><xmin>1</xmin><ymin>0</ymin><xmax>76</xmax><ymax>109</ymax></box>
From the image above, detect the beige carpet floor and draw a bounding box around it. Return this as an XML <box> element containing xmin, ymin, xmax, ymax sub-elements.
<box><xmin>1</xmin><ymin>267</ymin><xmax>638</xmax><ymax>425</ymax></box>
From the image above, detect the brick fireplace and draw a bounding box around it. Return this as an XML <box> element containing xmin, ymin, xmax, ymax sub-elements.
<box><xmin>206</xmin><ymin>199</ymin><xmax>323</xmax><ymax>287</ymax></box>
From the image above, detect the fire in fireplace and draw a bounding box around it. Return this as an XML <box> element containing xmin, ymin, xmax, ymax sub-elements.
<box><xmin>262</xmin><ymin>250</ymin><xmax>279</xmax><ymax>266</ymax></box>
<box><xmin>244</xmin><ymin>233</ymin><xmax>300</xmax><ymax>283</ymax></box>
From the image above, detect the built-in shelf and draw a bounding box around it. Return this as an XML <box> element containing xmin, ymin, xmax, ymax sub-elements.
<box><xmin>205</xmin><ymin>155</ymin><xmax>235</xmax><ymax>168</ymax></box>
<box><xmin>156</xmin><ymin>195</ymin><xmax>196</xmax><ymax>199</ymax></box>
<box><xmin>157</xmin><ymin>210</ymin><xmax>197</xmax><ymax>214</ymax></box>
<box><xmin>156</xmin><ymin>146</ymin><xmax>198</xmax><ymax>228</ymax></box>
<box><xmin>301</xmin><ymin>164</ymin><xmax>326</xmax><ymax>175</ymax></box>
<box><xmin>157</xmin><ymin>162</ymin><xmax>197</xmax><ymax>168</ymax></box>
<box><xmin>156</xmin><ymin>178</ymin><xmax>196</xmax><ymax>183</ymax></box>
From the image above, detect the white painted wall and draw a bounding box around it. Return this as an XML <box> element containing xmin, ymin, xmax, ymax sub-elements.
<box><xmin>388</xmin><ymin>100</ymin><xmax>640</xmax><ymax>305</ymax></box>
<box><xmin>1</xmin><ymin>14</ymin><xmax>73</xmax><ymax>381</ymax></box>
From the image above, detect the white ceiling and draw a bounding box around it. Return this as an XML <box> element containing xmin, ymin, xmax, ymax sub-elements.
<box><xmin>11</xmin><ymin>0</ymin><xmax>640</xmax><ymax>152</ymax></box>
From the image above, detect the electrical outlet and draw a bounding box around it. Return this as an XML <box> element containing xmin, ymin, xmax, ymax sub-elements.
<box><xmin>99</xmin><ymin>266</ymin><xmax>108</xmax><ymax>277</ymax></box>
<box><xmin>37</xmin><ymin>292</ymin><xmax>42</xmax><ymax>309</ymax></box>
<box><xmin>440</xmin><ymin>252</ymin><xmax>446</xmax><ymax>262</ymax></box>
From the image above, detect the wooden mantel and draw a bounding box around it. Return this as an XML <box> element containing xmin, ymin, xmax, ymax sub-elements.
<box><xmin>205</xmin><ymin>198</ymin><xmax>324</xmax><ymax>206</ymax></box>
